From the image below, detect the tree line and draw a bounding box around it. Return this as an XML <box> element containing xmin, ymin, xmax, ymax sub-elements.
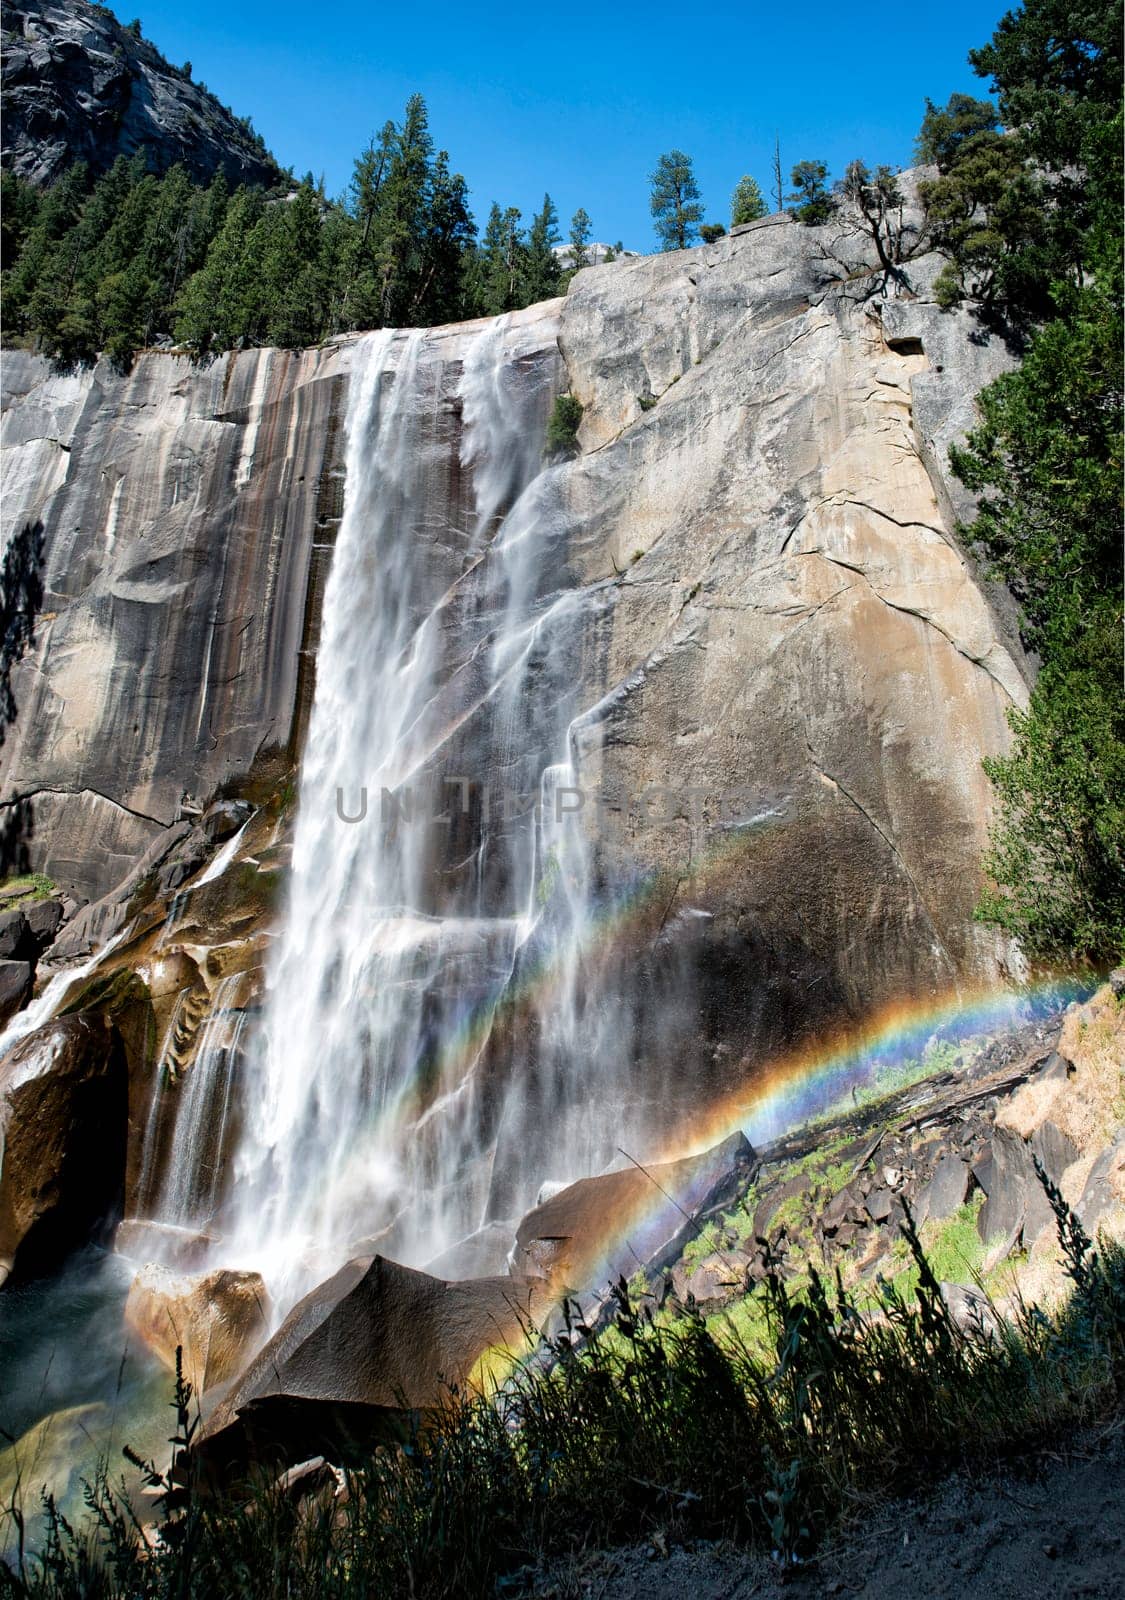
<box><xmin>0</xmin><ymin>94</ymin><xmax>605</xmax><ymax>366</ymax></box>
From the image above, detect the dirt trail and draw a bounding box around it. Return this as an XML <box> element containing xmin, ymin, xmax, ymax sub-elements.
<box><xmin>526</xmin><ymin>1426</ymin><xmax>1125</xmax><ymax>1599</ymax></box>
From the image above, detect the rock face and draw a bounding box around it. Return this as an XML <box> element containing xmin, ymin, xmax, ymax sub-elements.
<box><xmin>1</xmin><ymin>342</ymin><xmax>348</xmax><ymax>902</ymax></box>
<box><xmin>0</xmin><ymin>1013</ymin><xmax>126</xmax><ymax>1282</ymax></box>
<box><xmin>1</xmin><ymin>0</ymin><xmax>281</xmax><ymax>188</ymax></box>
<box><xmin>2</xmin><ymin>195</ymin><xmax>1033</xmax><ymax>1283</ymax></box>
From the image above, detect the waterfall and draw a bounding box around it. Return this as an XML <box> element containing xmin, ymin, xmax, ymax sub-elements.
<box><xmin>187</xmin><ymin>315</ymin><xmax>660</xmax><ymax>1307</ymax></box>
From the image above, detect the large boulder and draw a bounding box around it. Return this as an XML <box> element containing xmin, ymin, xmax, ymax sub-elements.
<box><xmin>194</xmin><ymin>1255</ymin><xmax>547</xmax><ymax>1479</ymax></box>
<box><xmin>124</xmin><ymin>1263</ymin><xmax>270</xmax><ymax>1395</ymax></box>
<box><xmin>0</xmin><ymin>1013</ymin><xmax>126</xmax><ymax>1283</ymax></box>
<box><xmin>511</xmin><ymin>1132</ymin><xmax>754</xmax><ymax>1295</ymax></box>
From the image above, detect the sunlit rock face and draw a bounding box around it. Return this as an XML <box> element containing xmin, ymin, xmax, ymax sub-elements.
<box><xmin>1</xmin><ymin>343</ymin><xmax>348</xmax><ymax>901</ymax></box>
<box><xmin>1</xmin><ymin>200</ymin><xmax>1029</xmax><ymax>1307</ymax></box>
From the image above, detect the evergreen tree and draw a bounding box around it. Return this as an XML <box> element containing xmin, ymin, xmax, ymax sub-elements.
<box><xmin>525</xmin><ymin>193</ymin><xmax>563</xmax><ymax>302</ymax></box>
<box><xmin>787</xmin><ymin>160</ymin><xmax>834</xmax><ymax>224</ymax></box>
<box><xmin>568</xmin><ymin>207</ymin><xmax>592</xmax><ymax>270</ymax></box>
<box><xmin>649</xmin><ymin>151</ymin><xmax>702</xmax><ymax>250</ymax></box>
<box><xmin>731</xmin><ymin>175</ymin><xmax>767</xmax><ymax>226</ymax></box>
<box><xmin>946</xmin><ymin>0</ymin><xmax>1124</xmax><ymax>960</ymax></box>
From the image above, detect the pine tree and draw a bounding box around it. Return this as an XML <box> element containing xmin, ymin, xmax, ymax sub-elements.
<box><xmin>731</xmin><ymin>175</ymin><xmax>767</xmax><ymax>227</ymax></box>
<box><xmin>649</xmin><ymin>151</ymin><xmax>703</xmax><ymax>250</ymax></box>
<box><xmin>568</xmin><ymin>207</ymin><xmax>592</xmax><ymax>270</ymax></box>
<box><xmin>525</xmin><ymin>193</ymin><xmax>562</xmax><ymax>302</ymax></box>
<box><xmin>787</xmin><ymin>160</ymin><xmax>834</xmax><ymax>224</ymax></box>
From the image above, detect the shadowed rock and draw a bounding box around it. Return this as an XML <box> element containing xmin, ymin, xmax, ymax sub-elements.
<box><xmin>194</xmin><ymin>1255</ymin><xmax>547</xmax><ymax>1479</ymax></box>
<box><xmin>0</xmin><ymin>1013</ymin><xmax>126</xmax><ymax>1284</ymax></box>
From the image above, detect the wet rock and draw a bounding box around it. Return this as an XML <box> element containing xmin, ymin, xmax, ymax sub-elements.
<box><xmin>423</xmin><ymin>1221</ymin><xmax>515</xmax><ymax>1280</ymax></box>
<box><xmin>195</xmin><ymin>1255</ymin><xmax>545</xmax><ymax>1479</ymax></box>
<box><xmin>125</xmin><ymin>1263</ymin><xmax>270</xmax><ymax>1395</ymax></box>
<box><xmin>0</xmin><ymin>959</ymin><xmax>33</xmax><ymax>1024</ymax></box>
<box><xmin>200</xmin><ymin>801</ymin><xmax>254</xmax><ymax>845</ymax></box>
<box><xmin>0</xmin><ymin>1013</ymin><xmax>126</xmax><ymax>1284</ymax></box>
<box><xmin>511</xmin><ymin>1132</ymin><xmax>754</xmax><ymax>1293</ymax></box>
<box><xmin>916</xmin><ymin>1153</ymin><xmax>970</xmax><ymax>1225</ymax></box>
<box><xmin>114</xmin><ymin>1217</ymin><xmax>217</xmax><ymax>1271</ymax></box>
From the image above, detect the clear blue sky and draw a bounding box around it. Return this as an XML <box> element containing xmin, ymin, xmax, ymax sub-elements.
<box><xmin>121</xmin><ymin>0</ymin><xmax>1007</xmax><ymax>250</ymax></box>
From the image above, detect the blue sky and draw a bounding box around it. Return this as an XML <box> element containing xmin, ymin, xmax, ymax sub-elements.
<box><xmin>122</xmin><ymin>0</ymin><xmax>1007</xmax><ymax>250</ymax></box>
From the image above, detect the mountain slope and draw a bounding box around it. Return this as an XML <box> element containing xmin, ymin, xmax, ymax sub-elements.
<box><xmin>1</xmin><ymin>0</ymin><xmax>281</xmax><ymax>188</ymax></box>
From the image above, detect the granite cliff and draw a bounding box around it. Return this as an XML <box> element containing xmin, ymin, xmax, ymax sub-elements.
<box><xmin>1</xmin><ymin>0</ymin><xmax>281</xmax><ymax>188</ymax></box>
<box><xmin>0</xmin><ymin>193</ymin><xmax>1031</xmax><ymax>1296</ymax></box>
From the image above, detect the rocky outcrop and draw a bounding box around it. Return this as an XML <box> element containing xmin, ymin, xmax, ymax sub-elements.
<box><xmin>124</xmin><ymin>1262</ymin><xmax>270</xmax><ymax>1394</ymax></box>
<box><xmin>1</xmin><ymin>342</ymin><xmax>348</xmax><ymax>902</ymax></box>
<box><xmin>1</xmin><ymin>0</ymin><xmax>281</xmax><ymax>188</ymax></box>
<box><xmin>0</xmin><ymin>1012</ymin><xmax>126</xmax><ymax>1282</ymax></box>
<box><xmin>195</xmin><ymin>1254</ymin><xmax>547</xmax><ymax>1477</ymax></box>
<box><xmin>512</xmin><ymin>1133</ymin><xmax>754</xmax><ymax>1294</ymax></box>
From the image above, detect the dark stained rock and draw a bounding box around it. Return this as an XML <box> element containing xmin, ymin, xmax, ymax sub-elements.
<box><xmin>194</xmin><ymin>1255</ymin><xmax>546</xmax><ymax>1479</ymax></box>
<box><xmin>1</xmin><ymin>0</ymin><xmax>281</xmax><ymax>189</ymax></box>
<box><xmin>2</xmin><ymin>330</ymin><xmax>351</xmax><ymax>907</ymax></box>
<box><xmin>1031</xmin><ymin>1121</ymin><xmax>1080</xmax><ymax>1186</ymax></box>
<box><xmin>916</xmin><ymin>1152</ymin><xmax>970</xmax><ymax>1225</ymax></box>
<box><xmin>0</xmin><ymin>910</ymin><xmax>31</xmax><ymax>959</ymax></box>
<box><xmin>24</xmin><ymin>897</ymin><xmax>63</xmax><ymax>946</ymax></box>
<box><xmin>752</xmin><ymin>1173</ymin><xmax>810</xmax><ymax>1242</ymax></box>
<box><xmin>0</xmin><ymin>1012</ymin><xmax>126</xmax><ymax>1283</ymax></box>
<box><xmin>511</xmin><ymin>1133</ymin><xmax>754</xmax><ymax>1294</ymax></box>
<box><xmin>671</xmin><ymin>1250</ymin><xmax>750</xmax><ymax>1308</ymax></box>
<box><xmin>978</xmin><ymin>1129</ymin><xmax>1027</xmax><ymax>1245</ymax></box>
<box><xmin>0</xmin><ymin>959</ymin><xmax>33</xmax><ymax>1024</ymax></box>
<box><xmin>977</xmin><ymin>1127</ymin><xmax>1056</xmax><ymax>1250</ymax></box>
<box><xmin>820</xmin><ymin>1183</ymin><xmax>865</xmax><ymax>1235</ymax></box>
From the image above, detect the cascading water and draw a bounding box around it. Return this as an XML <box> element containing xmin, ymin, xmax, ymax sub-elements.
<box><xmin>128</xmin><ymin>312</ymin><xmax>675</xmax><ymax>1312</ymax></box>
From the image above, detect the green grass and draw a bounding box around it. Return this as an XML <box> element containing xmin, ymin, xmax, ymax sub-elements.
<box><xmin>0</xmin><ymin>873</ymin><xmax>55</xmax><ymax>904</ymax></box>
<box><xmin>4</xmin><ymin>1178</ymin><xmax>1120</xmax><ymax>1599</ymax></box>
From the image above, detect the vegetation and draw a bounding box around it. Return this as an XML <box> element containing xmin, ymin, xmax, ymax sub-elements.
<box><xmin>0</xmin><ymin>95</ymin><xmax>592</xmax><ymax>367</ymax></box>
<box><xmin>4</xmin><ymin>1188</ymin><xmax>1121</xmax><ymax>1598</ymax></box>
<box><xmin>941</xmin><ymin>0</ymin><xmax>1124</xmax><ymax>963</ymax></box>
<box><xmin>786</xmin><ymin>159</ymin><xmax>834</xmax><ymax>225</ymax></box>
<box><xmin>545</xmin><ymin>393</ymin><xmax>583</xmax><ymax>456</ymax></box>
<box><xmin>649</xmin><ymin>150</ymin><xmax>703</xmax><ymax>250</ymax></box>
<box><xmin>731</xmin><ymin>174</ymin><xmax>767</xmax><ymax>227</ymax></box>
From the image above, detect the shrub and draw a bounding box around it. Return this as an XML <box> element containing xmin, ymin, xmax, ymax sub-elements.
<box><xmin>545</xmin><ymin>392</ymin><xmax>583</xmax><ymax>455</ymax></box>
